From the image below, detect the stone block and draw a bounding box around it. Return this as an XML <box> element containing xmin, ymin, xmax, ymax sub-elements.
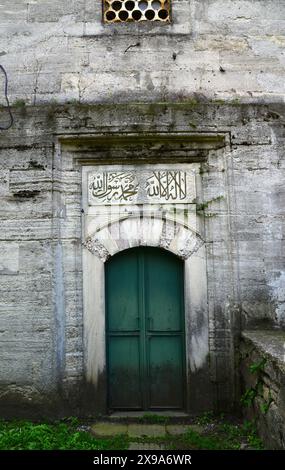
<box><xmin>28</xmin><ymin>1</ymin><xmax>85</xmax><ymax>23</ymax></box>
<box><xmin>128</xmin><ymin>424</ymin><xmax>166</xmax><ymax>438</ymax></box>
<box><xmin>0</xmin><ymin>242</ymin><xmax>19</xmax><ymax>274</ymax></box>
<box><xmin>91</xmin><ymin>422</ymin><xmax>128</xmax><ymax>437</ymax></box>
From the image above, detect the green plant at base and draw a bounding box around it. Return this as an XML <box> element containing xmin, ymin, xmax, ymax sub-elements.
<box><xmin>260</xmin><ymin>390</ymin><xmax>273</xmax><ymax>415</ymax></box>
<box><xmin>241</xmin><ymin>357</ymin><xmax>273</xmax><ymax>415</ymax></box>
<box><xmin>196</xmin><ymin>411</ymin><xmax>215</xmax><ymax>425</ymax></box>
<box><xmin>241</xmin><ymin>387</ymin><xmax>258</xmax><ymax>407</ymax></box>
<box><xmin>0</xmin><ymin>420</ymin><xmax>128</xmax><ymax>450</ymax></box>
<box><xmin>242</xmin><ymin>420</ymin><xmax>263</xmax><ymax>449</ymax></box>
<box><xmin>249</xmin><ymin>358</ymin><xmax>266</xmax><ymax>374</ymax></box>
<box><xmin>0</xmin><ymin>416</ymin><xmax>264</xmax><ymax>450</ymax></box>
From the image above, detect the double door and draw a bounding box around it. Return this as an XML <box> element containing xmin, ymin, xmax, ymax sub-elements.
<box><xmin>105</xmin><ymin>247</ymin><xmax>185</xmax><ymax>410</ymax></box>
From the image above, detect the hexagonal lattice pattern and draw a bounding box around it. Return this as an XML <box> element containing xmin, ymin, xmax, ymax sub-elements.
<box><xmin>103</xmin><ymin>1</ymin><xmax>171</xmax><ymax>24</ymax></box>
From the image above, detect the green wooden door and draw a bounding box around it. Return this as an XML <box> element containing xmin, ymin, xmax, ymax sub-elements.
<box><xmin>105</xmin><ymin>247</ymin><xmax>185</xmax><ymax>410</ymax></box>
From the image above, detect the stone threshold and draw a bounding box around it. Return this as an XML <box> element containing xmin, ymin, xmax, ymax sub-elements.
<box><xmin>109</xmin><ymin>411</ymin><xmax>190</xmax><ymax>418</ymax></box>
<box><xmin>98</xmin><ymin>411</ymin><xmax>194</xmax><ymax>424</ymax></box>
<box><xmin>91</xmin><ymin>422</ymin><xmax>203</xmax><ymax>439</ymax></box>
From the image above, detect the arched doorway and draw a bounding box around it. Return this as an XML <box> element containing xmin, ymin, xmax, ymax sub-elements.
<box><xmin>105</xmin><ymin>246</ymin><xmax>186</xmax><ymax>411</ymax></box>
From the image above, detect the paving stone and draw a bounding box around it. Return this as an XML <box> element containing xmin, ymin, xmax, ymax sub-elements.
<box><xmin>128</xmin><ymin>424</ymin><xmax>166</xmax><ymax>438</ymax></box>
<box><xmin>129</xmin><ymin>442</ymin><xmax>164</xmax><ymax>450</ymax></box>
<box><xmin>166</xmin><ymin>424</ymin><xmax>190</xmax><ymax>435</ymax></box>
<box><xmin>91</xmin><ymin>422</ymin><xmax>128</xmax><ymax>437</ymax></box>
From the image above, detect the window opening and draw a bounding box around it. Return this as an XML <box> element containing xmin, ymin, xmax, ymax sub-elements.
<box><xmin>103</xmin><ymin>0</ymin><xmax>170</xmax><ymax>24</ymax></box>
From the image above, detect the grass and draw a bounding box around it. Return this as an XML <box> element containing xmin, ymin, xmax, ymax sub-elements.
<box><xmin>0</xmin><ymin>415</ymin><xmax>264</xmax><ymax>450</ymax></box>
<box><xmin>130</xmin><ymin>418</ymin><xmax>263</xmax><ymax>450</ymax></box>
<box><xmin>0</xmin><ymin>419</ymin><xmax>128</xmax><ymax>451</ymax></box>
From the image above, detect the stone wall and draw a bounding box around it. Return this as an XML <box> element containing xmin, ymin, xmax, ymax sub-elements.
<box><xmin>0</xmin><ymin>102</ymin><xmax>284</xmax><ymax>416</ymax></box>
<box><xmin>240</xmin><ymin>330</ymin><xmax>285</xmax><ymax>449</ymax></box>
<box><xmin>0</xmin><ymin>1</ymin><xmax>284</xmax><ymax>106</ymax></box>
<box><xmin>0</xmin><ymin>0</ymin><xmax>284</xmax><ymax>418</ymax></box>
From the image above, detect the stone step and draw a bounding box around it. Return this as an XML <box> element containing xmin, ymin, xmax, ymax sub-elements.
<box><xmin>91</xmin><ymin>422</ymin><xmax>204</xmax><ymax>438</ymax></box>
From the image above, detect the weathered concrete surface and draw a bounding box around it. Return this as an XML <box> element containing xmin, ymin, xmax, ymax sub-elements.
<box><xmin>128</xmin><ymin>424</ymin><xmax>166</xmax><ymax>438</ymax></box>
<box><xmin>240</xmin><ymin>330</ymin><xmax>285</xmax><ymax>449</ymax></box>
<box><xmin>91</xmin><ymin>421</ymin><xmax>204</xmax><ymax>438</ymax></box>
<box><xmin>0</xmin><ymin>1</ymin><xmax>285</xmax><ymax>105</ymax></box>
<box><xmin>0</xmin><ymin>101</ymin><xmax>284</xmax><ymax>417</ymax></box>
<box><xmin>91</xmin><ymin>422</ymin><xmax>128</xmax><ymax>437</ymax></box>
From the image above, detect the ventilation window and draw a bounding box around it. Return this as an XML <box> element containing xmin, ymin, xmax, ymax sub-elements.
<box><xmin>103</xmin><ymin>0</ymin><xmax>171</xmax><ymax>24</ymax></box>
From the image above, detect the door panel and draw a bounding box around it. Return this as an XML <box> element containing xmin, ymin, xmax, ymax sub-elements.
<box><xmin>144</xmin><ymin>249</ymin><xmax>183</xmax><ymax>332</ymax></box>
<box><xmin>148</xmin><ymin>336</ymin><xmax>184</xmax><ymax>408</ymax></box>
<box><xmin>106</xmin><ymin>249</ymin><xmax>140</xmax><ymax>332</ymax></box>
<box><xmin>108</xmin><ymin>336</ymin><xmax>142</xmax><ymax>409</ymax></box>
<box><xmin>106</xmin><ymin>247</ymin><xmax>185</xmax><ymax>410</ymax></box>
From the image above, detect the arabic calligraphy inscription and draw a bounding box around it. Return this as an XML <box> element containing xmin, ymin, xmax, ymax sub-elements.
<box><xmin>88</xmin><ymin>169</ymin><xmax>195</xmax><ymax>205</ymax></box>
<box><xmin>146</xmin><ymin>171</ymin><xmax>187</xmax><ymax>202</ymax></box>
<box><xmin>89</xmin><ymin>171</ymin><xmax>139</xmax><ymax>204</ymax></box>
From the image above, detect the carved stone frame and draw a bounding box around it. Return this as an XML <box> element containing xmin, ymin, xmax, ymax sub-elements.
<box><xmin>57</xmin><ymin>132</ymin><xmax>227</xmax><ymax>414</ymax></box>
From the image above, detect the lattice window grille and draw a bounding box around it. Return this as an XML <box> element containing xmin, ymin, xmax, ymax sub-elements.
<box><xmin>103</xmin><ymin>1</ymin><xmax>171</xmax><ymax>24</ymax></box>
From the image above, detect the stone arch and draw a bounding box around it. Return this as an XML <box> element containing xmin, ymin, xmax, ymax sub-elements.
<box><xmin>83</xmin><ymin>214</ymin><xmax>204</xmax><ymax>262</ymax></box>
<box><xmin>82</xmin><ymin>212</ymin><xmax>208</xmax><ymax>412</ymax></box>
